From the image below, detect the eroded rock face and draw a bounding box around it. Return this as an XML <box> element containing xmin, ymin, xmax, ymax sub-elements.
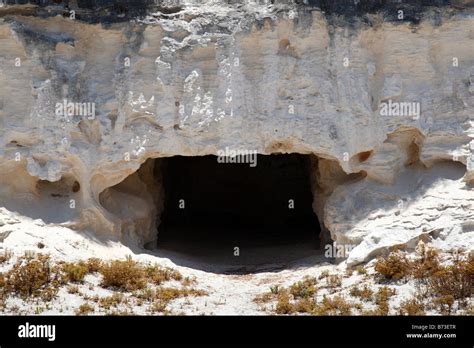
<box><xmin>0</xmin><ymin>1</ymin><xmax>473</xmax><ymax>261</ymax></box>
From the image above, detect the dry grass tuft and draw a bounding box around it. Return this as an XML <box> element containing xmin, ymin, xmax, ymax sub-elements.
<box><xmin>327</xmin><ymin>275</ymin><xmax>342</xmax><ymax>288</ymax></box>
<box><xmin>62</xmin><ymin>262</ymin><xmax>89</xmax><ymax>282</ymax></box>
<box><xmin>412</xmin><ymin>245</ymin><xmax>441</xmax><ymax>280</ymax></box>
<box><xmin>374</xmin><ymin>248</ymin><xmax>472</xmax><ymax>313</ymax></box>
<box><xmin>349</xmin><ymin>285</ymin><xmax>373</xmax><ymax>301</ymax></box>
<box><xmin>399</xmin><ymin>298</ymin><xmax>425</xmax><ymax>315</ymax></box>
<box><xmin>0</xmin><ymin>253</ymin><xmax>199</xmax><ymax>315</ymax></box>
<box><xmin>270</xmin><ymin>276</ymin><xmax>355</xmax><ymax>315</ymax></box>
<box><xmin>374</xmin><ymin>286</ymin><xmax>396</xmax><ymax>315</ymax></box>
<box><xmin>98</xmin><ymin>293</ymin><xmax>125</xmax><ymax>310</ymax></box>
<box><xmin>375</xmin><ymin>252</ymin><xmax>410</xmax><ymax>280</ymax></box>
<box><xmin>99</xmin><ymin>259</ymin><xmax>186</xmax><ymax>292</ymax></box>
<box><xmin>253</xmin><ymin>292</ymin><xmax>275</xmax><ymax>304</ymax></box>
<box><xmin>427</xmin><ymin>253</ymin><xmax>472</xmax><ymax>300</ymax></box>
<box><xmin>275</xmin><ymin>290</ymin><xmax>294</xmax><ymax>314</ymax></box>
<box><xmin>293</xmin><ymin>297</ymin><xmax>317</xmax><ymax>313</ymax></box>
<box><xmin>318</xmin><ymin>270</ymin><xmax>330</xmax><ymax>280</ymax></box>
<box><xmin>154</xmin><ymin>287</ymin><xmax>206</xmax><ymax>303</ymax></box>
<box><xmin>150</xmin><ymin>300</ymin><xmax>169</xmax><ymax>314</ymax></box>
<box><xmin>85</xmin><ymin>258</ymin><xmax>102</xmax><ymax>273</ymax></box>
<box><xmin>67</xmin><ymin>285</ymin><xmax>80</xmax><ymax>294</ymax></box>
<box><xmin>289</xmin><ymin>277</ymin><xmax>317</xmax><ymax>299</ymax></box>
<box><xmin>145</xmin><ymin>265</ymin><xmax>182</xmax><ymax>285</ymax></box>
<box><xmin>99</xmin><ymin>259</ymin><xmax>147</xmax><ymax>291</ymax></box>
<box><xmin>0</xmin><ymin>254</ymin><xmax>64</xmax><ymax>300</ymax></box>
<box><xmin>313</xmin><ymin>295</ymin><xmax>354</xmax><ymax>316</ymax></box>
<box><xmin>75</xmin><ymin>303</ymin><xmax>94</xmax><ymax>315</ymax></box>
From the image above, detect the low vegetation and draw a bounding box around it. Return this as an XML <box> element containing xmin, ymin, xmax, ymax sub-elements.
<box><xmin>274</xmin><ymin>289</ymin><xmax>356</xmax><ymax>316</ymax></box>
<box><xmin>98</xmin><ymin>293</ymin><xmax>126</xmax><ymax>310</ymax></box>
<box><xmin>399</xmin><ymin>298</ymin><xmax>425</xmax><ymax>316</ymax></box>
<box><xmin>75</xmin><ymin>303</ymin><xmax>95</xmax><ymax>315</ymax></box>
<box><xmin>62</xmin><ymin>262</ymin><xmax>89</xmax><ymax>283</ymax></box>
<box><xmin>256</xmin><ymin>272</ymin><xmax>358</xmax><ymax>315</ymax></box>
<box><xmin>145</xmin><ymin>265</ymin><xmax>183</xmax><ymax>285</ymax></box>
<box><xmin>256</xmin><ymin>247</ymin><xmax>472</xmax><ymax>316</ymax></box>
<box><xmin>373</xmin><ymin>286</ymin><xmax>396</xmax><ymax>316</ymax></box>
<box><xmin>374</xmin><ymin>251</ymin><xmax>410</xmax><ymax>280</ymax></box>
<box><xmin>0</xmin><ymin>254</ymin><xmax>64</xmax><ymax>300</ymax></box>
<box><xmin>1</xmin><ymin>246</ymin><xmax>470</xmax><ymax>316</ymax></box>
<box><xmin>374</xmin><ymin>246</ymin><xmax>473</xmax><ymax>313</ymax></box>
<box><xmin>99</xmin><ymin>259</ymin><xmax>147</xmax><ymax>291</ymax></box>
<box><xmin>289</xmin><ymin>277</ymin><xmax>317</xmax><ymax>299</ymax></box>
<box><xmin>0</xmin><ymin>253</ymin><xmax>207</xmax><ymax>315</ymax></box>
<box><xmin>314</xmin><ymin>295</ymin><xmax>354</xmax><ymax>315</ymax></box>
<box><xmin>349</xmin><ymin>285</ymin><xmax>373</xmax><ymax>301</ymax></box>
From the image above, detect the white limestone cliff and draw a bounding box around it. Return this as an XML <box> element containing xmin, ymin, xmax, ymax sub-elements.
<box><xmin>0</xmin><ymin>2</ymin><xmax>473</xmax><ymax>263</ymax></box>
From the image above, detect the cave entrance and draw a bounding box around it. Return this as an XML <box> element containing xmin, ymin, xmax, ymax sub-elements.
<box><xmin>155</xmin><ymin>154</ymin><xmax>322</xmax><ymax>272</ymax></box>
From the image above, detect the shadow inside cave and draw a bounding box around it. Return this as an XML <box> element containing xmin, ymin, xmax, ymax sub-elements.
<box><xmin>153</xmin><ymin>154</ymin><xmax>324</xmax><ymax>274</ymax></box>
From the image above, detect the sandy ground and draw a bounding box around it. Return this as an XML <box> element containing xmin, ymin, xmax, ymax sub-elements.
<box><xmin>0</xmin><ymin>207</ymin><xmax>472</xmax><ymax>315</ymax></box>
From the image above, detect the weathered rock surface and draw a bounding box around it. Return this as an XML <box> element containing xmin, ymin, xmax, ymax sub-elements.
<box><xmin>0</xmin><ymin>1</ymin><xmax>472</xmax><ymax>262</ymax></box>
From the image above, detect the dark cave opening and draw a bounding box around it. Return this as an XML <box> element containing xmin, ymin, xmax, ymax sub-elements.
<box><xmin>155</xmin><ymin>154</ymin><xmax>322</xmax><ymax>271</ymax></box>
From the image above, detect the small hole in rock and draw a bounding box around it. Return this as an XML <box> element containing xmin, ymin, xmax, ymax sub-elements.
<box><xmin>279</xmin><ymin>38</ymin><xmax>291</xmax><ymax>51</ymax></box>
<box><xmin>358</xmin><ymin>151</ymin><xmax>373</xmax><ymax>162</ymax></box>
<box><xmin>72</xmin><ymin>181</ymin><xmax>81</xmax><ymax>193</ymax></box>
